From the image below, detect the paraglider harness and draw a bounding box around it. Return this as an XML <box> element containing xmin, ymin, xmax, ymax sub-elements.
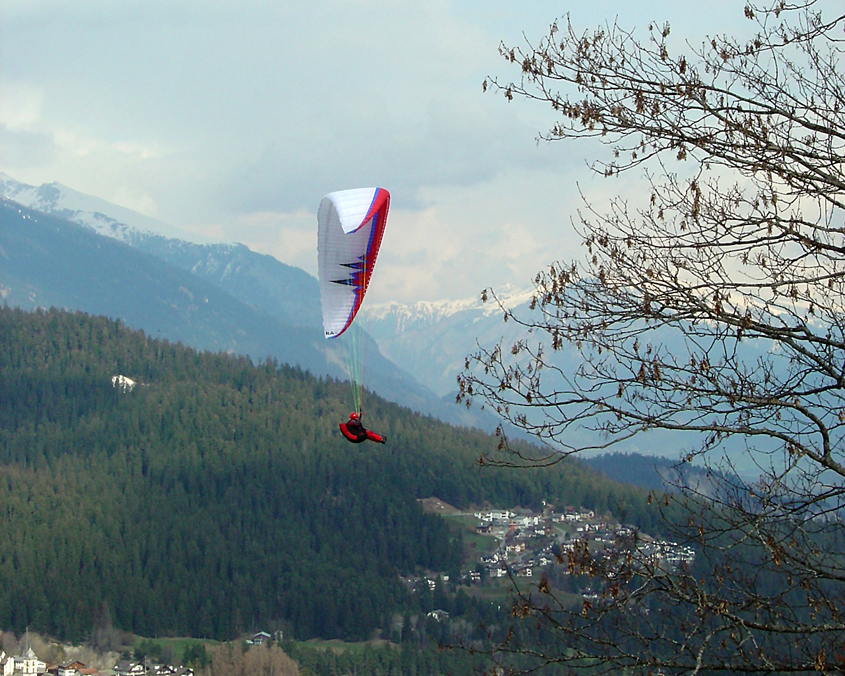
<box><xmin>339</xmin><ymin>412</ymin><xmax>386</xmax><ymax>444</ymax></box>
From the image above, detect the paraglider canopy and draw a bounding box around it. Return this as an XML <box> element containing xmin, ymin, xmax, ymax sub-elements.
<box><xmin>317</xmin><ymin>187</ymin><xmax>390</xmax><ymax>339</ymax></box>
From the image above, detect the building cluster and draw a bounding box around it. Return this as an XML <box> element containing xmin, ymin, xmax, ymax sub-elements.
<box><xmin>114</xmin><ymin>662</ymin><xmax>192</xmax><ymax>676</ymax></box>
<box><xmin>471</xmin><ymin>505</ymin><xmax>697</xmax><ymax>584</ymax></box>
<box><xmin>0</xmin><ymin>649</ymin><xmax>193</xmax><ymax>676</ymax></box>
<box><xmin>473</xmin><ymin>505</ymin><xmax>602</xmax><ymax>580</ymax></box>
<box><xmin>637</xmin><ymin>539</ymin><xmax>696</xmax><ymax>569</ymax></box>
<box><xmin>400</xmin><ymin>573</ymin><xmax>452</xmax><ymax>594</ymax></box>
<box><xmin>475</xmin><ymin>506</ymin><xmax>596</xmax><ymax>537</ymax></box>
<box><xmin>1</xmin><ymin>649</ymin><xmax>96</xmax><ymax>676</ymax></box>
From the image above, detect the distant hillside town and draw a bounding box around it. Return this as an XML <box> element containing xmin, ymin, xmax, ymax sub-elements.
<box><xmin>412</xmin><ymin>502</ymin><xmax>694</xmax><ymax>592</ymax></box>
<box><xmin>0</xmin><ymin>648</ymin><xmax>193</xmax><ymax>676</ymax></box>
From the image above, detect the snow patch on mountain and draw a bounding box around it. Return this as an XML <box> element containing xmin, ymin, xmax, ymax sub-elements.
<box><xmin>0</xmin><ymin>173</ymin><xmax>216</xmax><ymax>246</ymax></box>
<box><xmin>363</xmin><ymin>285</ymin><xmax>534</xmax><ymax>331</ymax></box>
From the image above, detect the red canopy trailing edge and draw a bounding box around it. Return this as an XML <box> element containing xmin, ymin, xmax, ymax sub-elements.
<box><xmin>317</xmin><ymin>187</ymin><xmax>390</xmax><ymax>339</ymax></box>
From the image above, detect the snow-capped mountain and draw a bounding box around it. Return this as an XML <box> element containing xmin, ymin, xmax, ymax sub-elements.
<box><xmin>364</xmin><ymin>286</ymin><xmax>535</xmax><ymax>331</ymax></box>
<box><xmin>0</xmin><ymin>173</ymin><xmax>531</xmax><ymax>409</ymax></box>
<box><xmin>0</xmin><ymin>174</ymin><xmax>499</xmax><ymax>430</ymax></box>
<box><xmin>0</xmin><ymin>173</ymin><xmax>212</xmax><ymax>246</ymax></box>
<box><xmin>361</xmin><ymin>287</ymin><xmax>537</xmax><ymax>398</ymax></box>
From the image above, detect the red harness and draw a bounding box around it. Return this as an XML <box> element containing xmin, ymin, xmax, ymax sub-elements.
<box><xmin>339</xmin><ymin>422</ymin><xmax>367</xmax><ymax>443</ymax></box>
<box><xmin>339</xmin><ymin>422</ymin><xmax>386</xmax><ymax>444</ymax></box>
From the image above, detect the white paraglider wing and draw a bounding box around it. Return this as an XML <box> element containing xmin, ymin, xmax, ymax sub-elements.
<box><xmin>317</xmin><ymin>187</ymin><xmax>390</xmax><ymax>339</ymax></box>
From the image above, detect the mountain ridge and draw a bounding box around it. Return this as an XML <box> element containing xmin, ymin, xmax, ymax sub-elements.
<box><xmin>0</xmin><ymin>174</ymin><xmax>534</xmax><ymax>405</ymax></box>
<box><xmin>0</xmin><ymin>176</ymin><xmax>495</xmax><ymax>429</ymax></box>
<box><xmin>0</xmin><ymin>172</ymin><xmax>212</xmax><ymax>245</ymax></box>
<box><xmin>364</xmin><ymin>286</ymin><xmax>535</xmax><ymax>329</ymax></box>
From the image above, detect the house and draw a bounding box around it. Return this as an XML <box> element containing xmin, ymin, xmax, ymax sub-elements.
<box><xmin>54</xmin><ymin>662</ymin><xmax>86</xmax><ymax>676</ymax></box>
<box><xmin>513</xmin><ymin>516</ymin><xmax>539</xmax><ymax>529</ymax></box>
<box><xmin>490</xmin><ymin>510</ymin><xmax>512</xmax><ymax>524</ymax></box>
<box><xmin>16</xmin><ymin>647</ymin><xmax>46</xmax><ymax>675</ymax></box>
<box><xmin>247</xmin><ymin>632</ymin><xmax>272</xmax><ymax>645</ymax></box>
<box><xmin>1</xmin><ymin>651</ymin><xmax>14</xmax><ymax>676</ymax></box>
<box><xmin>152</xmin><ymin>667</ymin><xmax>193</xmax><ymax>676</ymax></box>
<box><xmin>111</xmin><ymin>374</ymin><xmax>136</xmax><ymax>391</ymax></box>
<box><xmin>115</xmin><ymin>661</ymin><xmax>146</xmax><ymax>676</ymax></box>
<box><xmin>426</xmin><ymin>610</ymin><xmax>449</xmax><ymax>622</ymax></box>
<box><xmin>56</xmin><ymin>661</ymin><xmax>88</xmax><ymax>676</ymax></box>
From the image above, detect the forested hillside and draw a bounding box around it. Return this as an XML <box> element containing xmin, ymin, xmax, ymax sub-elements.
<box><xmin>583</xmin><ymin>452</ymin><xmax>724</xmax><ymax>493</ymax></box>
<box><xmin>0</xmin><ymin>306</ymin><xmax>661</xmax><ymax>644</ymax></box>
<box><xmin>0</xmin><ymin>197</ymin><xmax>480</xmax><ymax>428</ymax></box>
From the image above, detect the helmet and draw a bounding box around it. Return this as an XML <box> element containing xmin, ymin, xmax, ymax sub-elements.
<box><xmin>349</xmin><ymin>412</ymin><xmax>359</xmax><ymax>420</ymax></box>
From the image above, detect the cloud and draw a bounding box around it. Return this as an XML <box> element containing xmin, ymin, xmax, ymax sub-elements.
<box><xmin>0</xmin><ymin>80</ymin><xmax>44</xmax><ymax>131</ymax></box>
<box><xmin>363</xmin><ymin>162</ymin><xmax>585</xmax><ymax>303</ymax></box>
<box><xmin>213</xmin><ymin>209</ymin><xmax>317</xmax><ymax>276</ymax></box>
<box><xmin>0</xmin><ymin>126</ymin><xmax>57</xmax><ymax>170</ymax></box>
<box><xmin>2</xmin><ymin>0</ymin><xmax>809</xmax><ymax>305</ymax></box>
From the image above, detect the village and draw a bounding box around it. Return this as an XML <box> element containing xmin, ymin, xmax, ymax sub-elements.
<box><xmin>0</xmin><ymin>631</ymin><xmax>281</xmax><ymax>676</ymax></box>
<box><xmin>469</xmin><ymin>504</ymin><xmax>695</xmax><ymax>579</ymax></box>
<box><xmin>409</xmin><ymin>501</ymin><xmax>695</xmax><ymax>610</ymax></box>
<box><xmin>1</xmin><ymin>505</ymin><xmax>695</xmax><ymax>676</ymax></box>
<box><xmin>0</xmin><ymin>645</ymin><xmax>195</xmax><ymax>676</ymax></box>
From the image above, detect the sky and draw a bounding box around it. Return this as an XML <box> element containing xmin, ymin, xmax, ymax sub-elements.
<box><xmin>1</xmin><ymin>0</ymin><xmax>760</xmax><ymax>305</ymax></box>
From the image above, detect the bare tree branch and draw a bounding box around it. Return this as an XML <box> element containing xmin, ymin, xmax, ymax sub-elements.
<box><xmin>464</xmin><ymin>2</ymin><xmax>845</xmax><ymax>674</ymax></box>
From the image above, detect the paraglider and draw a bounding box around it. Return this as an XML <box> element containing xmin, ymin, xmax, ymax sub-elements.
<box><xmin>339</xmin><ymin>412</ymin><xmax>386</xmax><ymax>444</ymax></box>
<box><xmin>317</xmin><ymin>187</ymin><xmax>390</xmax><ymax>443</ymax></box>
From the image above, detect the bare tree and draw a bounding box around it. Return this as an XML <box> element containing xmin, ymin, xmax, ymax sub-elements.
<box><xmin>203</xmin><ymin>642</ymin><xmax>298</xmax><ymax>676</ymax></box>
<box><xmin>459</xmin><ymin>1</ymin><xmax>845</xmax><ymax>673</ymax></box>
